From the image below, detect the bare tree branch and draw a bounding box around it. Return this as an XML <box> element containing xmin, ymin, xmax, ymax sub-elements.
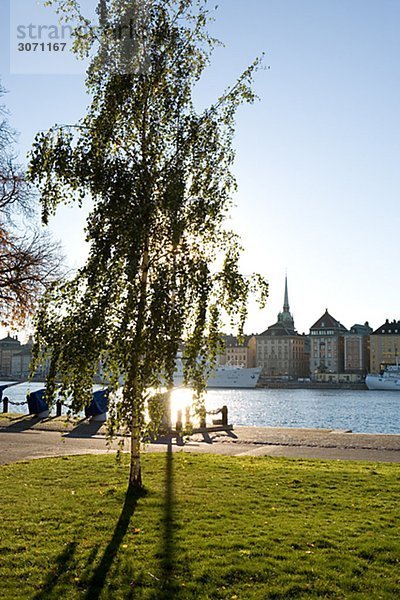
<box><xmin>0</xmin><ymin>82</ymin><xmax>65</xmax><ymax>326</ymax></box>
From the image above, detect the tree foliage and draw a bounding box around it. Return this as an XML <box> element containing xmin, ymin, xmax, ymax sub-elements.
<box><xmin>0</xmin><ymin>84</ymin><xmax>64</xmax><ymax>327</ymax></box>
<box><xmin>29</xmin><ymin>0</ymin><xmax>268</xmax><ymax>487</ymax></box>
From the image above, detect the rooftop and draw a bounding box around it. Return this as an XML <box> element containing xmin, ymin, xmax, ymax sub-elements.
<box><xmin>310</xmin><ymin>309</ymin><xmax>348</xmax><ymax>333</ymax></box>
<box><xmin>372</xmin><ymin>320</ymin><xmax>400</xmax><ymax>335</ymax></box>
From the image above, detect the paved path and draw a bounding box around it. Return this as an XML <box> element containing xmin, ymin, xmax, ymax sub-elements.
<box><xmin>1</xmin><ymin>415</ymin><xmax>400</xmax><ymax>465</ymax></box>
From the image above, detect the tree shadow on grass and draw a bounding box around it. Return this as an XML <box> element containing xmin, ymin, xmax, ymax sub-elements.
<box><xmin>84</xmin><ymin>484</ymin><xmax>145</xmax><ymax>600</ymax></box>
<box><xmin>153</xmin><ymin>436</ymin><xmax>178</xmax><ymax>599</ymax></box>
<box><xmin>33</xmin><ymin>541</ymin><xmax>78</xmax><ymax>600</ymax></box>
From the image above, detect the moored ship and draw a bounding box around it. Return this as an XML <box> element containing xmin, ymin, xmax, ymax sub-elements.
<box><xmin>206</xmin><ymin>365</ymin><xmax>262</xmax><ymax>389</ymax></box>
<box><xmin>173</xmin><ymin>354</ymin><xmax>261</xmax><ymax>389</ymax></box>
<box><xmin>365</xmin><ymin>365</ymin><xmax>400</xmax><ymax>391</ymax></box>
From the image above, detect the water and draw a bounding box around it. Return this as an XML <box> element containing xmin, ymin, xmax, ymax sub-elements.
<box><xmin>1</xmin><ymin>381</ymin><xmax>46</xmax><ymax>409</ymax></box>
<box><xmin>0</xmin><ymin>381</ymin><xmax>104</xmax><ymax>417</ymax></box>
<box><xmin>204</xmin><ymin>388</ymin><xmax>400</xmax><ymax>435</ymax></box>
<box><xmin>2</xmin><ymin>382</ymin><xmax>399</xmax><ymax>435</ymax></box>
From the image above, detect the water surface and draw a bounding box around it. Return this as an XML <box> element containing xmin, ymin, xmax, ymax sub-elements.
<box><xmin>203</xmin><ymin>388</ymin><xmax>400</xmax><ymax>434</ymax></box>
<box><xmin>2</xmin><ymin>382</ymin><xmax>399</xmax><ymax>435</ymax></box>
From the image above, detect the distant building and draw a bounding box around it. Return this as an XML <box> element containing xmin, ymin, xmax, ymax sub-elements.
<box><xmin>217</xmin><ymin>334</ymin><xmax>235</xmax><ymax>365</ymax></box>
<box><xmin>309</xmin><ymin>309</ymin><xmax>348</xmax><ymax>377</ymax></box>
<box><xmin>256</xmin><ymin>277</ymin><xmax>309</xmax><ymax>379</ymax></box>
<box><xmin>369</xmin><ymin>319</ymin><xmax>400</xmax><ymax>374</ymax></box>
<box><xmin>225</xmin><ymin>335</ymin><xmax>257</xmax><ymax>368</ymax></box>
<box><xmin>313</xmin><ymin>372</ymin><xmax>365</xmax><ymax>384</ymax></box>
<box><xmin>344</xmin><ymin>323</ymin><xmax>372</xmax><ymax>375</ymax></box>
<box><xmin>0</xmin><ymin>335</ymin><xmax>21</xmax><ymax>377</ymax></box>
<box><xmin>11</xmin><ymin>336</ymin><xmax>34</xmax><ymax>379</ymax></box>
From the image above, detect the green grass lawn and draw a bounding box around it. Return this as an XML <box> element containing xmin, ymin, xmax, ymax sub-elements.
<box><xmin>0</xmin><ymin>452</ymin><xmax>399</xmax><ymax>599</ymax></box>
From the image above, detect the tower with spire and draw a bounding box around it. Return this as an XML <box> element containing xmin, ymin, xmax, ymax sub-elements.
<box><xmin>276</xmin><ymin>275</ymin><xmax>295</xmax><ymax>331</ymax></box>
<box><xmin>256</xmin><ymin>275</ymin><xmax>309</xmax><ymax>379</ymax></box>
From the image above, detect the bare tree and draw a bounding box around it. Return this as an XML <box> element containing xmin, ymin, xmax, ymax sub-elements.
<box><xmin>0</xmin><ymin>82</ymin><xmax>64</xmax><ymax>327</ymax></box>
<box><xmin>0</xmin><ymin>86</ymin><xmax>33</xmax><ymax>220</ymax></box>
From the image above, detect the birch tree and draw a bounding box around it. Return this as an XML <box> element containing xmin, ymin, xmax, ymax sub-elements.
<box><xmin>29</xmin><ymin>0</ymin><xmax>268</xmax><ymax>489</ymax></box>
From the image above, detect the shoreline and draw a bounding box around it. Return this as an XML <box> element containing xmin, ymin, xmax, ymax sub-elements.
<box><xmin>256</xmin><ymin>382</ymin><xmax>367</xmax><ymax>390</ymax></box>
<box><xmin>1</xmin><ymin>380</ymin><xmax>368</xmax><ymax>390</ymax></box>
<box><xmin>1</xmin><ymin>414</ymin><xmax>399</xmax><ymax>464</ymax></box>
<box><xmin>1</xmin><ymin>412</ymin><xmax>400</xmax><ymax>436</ymax></box>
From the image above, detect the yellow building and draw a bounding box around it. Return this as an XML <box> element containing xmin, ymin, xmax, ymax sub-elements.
<box><xmin>256</xmin><ymin>277</ymin><xmax>309</xmax><ymax>379</ymax></box>
<box><xmin>257</xmin><ymin>333</ymin><xmax>309</xmax><ymax>378</ymax></box>
<box><xmin>224</xmin><ymin>335</ymin><xmax>257</xmax><ymax>368</ymax></box>
<box><xmin>369</xmin><ymin>320</ymin><xmax>400</xmax><ymax>374</ymax></box>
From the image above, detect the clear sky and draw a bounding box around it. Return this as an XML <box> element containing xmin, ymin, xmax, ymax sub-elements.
<box><xmin>1</xmin><ymin>0</ymin><xmax>400</xmax><ymax>336</ymax></box>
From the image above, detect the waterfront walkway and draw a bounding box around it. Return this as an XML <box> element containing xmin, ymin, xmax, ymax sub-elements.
<box><xmin>0</xmin><ymin>414</ymin><xmax>400</xmax><ymax>465</ymax></box>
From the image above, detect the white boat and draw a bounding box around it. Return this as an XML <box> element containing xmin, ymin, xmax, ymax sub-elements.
<box><xmin>206</xmin><ymin>365</ymin><xmax>262</xmax><ymax>389</ymax></box>
<box><xmin>173</xmin><ymin>355</ymin><xmax>261</xmax><ymax>389</ymax></box>
<box><xmin>365</xmin><ymin>365</ymin><xmax>400</xmax><ymax>391</ymax></box>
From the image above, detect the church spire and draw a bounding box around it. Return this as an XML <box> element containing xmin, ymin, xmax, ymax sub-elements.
<box><xmin>277</xmin><ymin>274</ymin><xmax>295</xmax><ymax>330</ymax></box>
<box><xmin>283</xmin><ymin>274</ymin><xmax>289</xmax><ymax>312</ymax></box>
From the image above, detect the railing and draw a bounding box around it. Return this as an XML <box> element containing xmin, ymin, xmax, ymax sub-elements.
<box><xmin>0</xmin><ymin>383</ymin><xmax>108</xmax><ymax>420</ymax></box>
<box><xmin>1</xmin><ymin>395</ymin><xmax>68</xmax><ymax>417</ymax></box>
<box><xmin>1</xmin><ymin>387</ymin><xmax>231</xmax><ymax>434</ymax></box>
<box><xmin>175</xmin><ymin>405</ymin><xmax>230</xmax><ymax>432</ymax></box>
<box><xmin>1</xmin><ymin>396</ymin><xmax>28</xmax><ymax>413</ymax></box>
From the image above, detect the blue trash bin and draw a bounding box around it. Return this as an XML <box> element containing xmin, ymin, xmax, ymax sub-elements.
<box><xmin>27</xmin><ymin>389</ymin><xmax>49</xmax><ymax>418</ymax></box>
<box><xmin>85</xmin><ymin>389</ymin><xmax>108</xmax><ymax>422</ymax></box>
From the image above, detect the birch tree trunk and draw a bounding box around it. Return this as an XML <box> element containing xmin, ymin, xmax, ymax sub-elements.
<box><xmin>127</xmin><ymin>246</ymin><xmax>149</xmax><ymax>488</ymax></box>
<box><xmin>129</xmin><ymin>403</ymin><xmax>143</xmax><ymax>488</ymax></box>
